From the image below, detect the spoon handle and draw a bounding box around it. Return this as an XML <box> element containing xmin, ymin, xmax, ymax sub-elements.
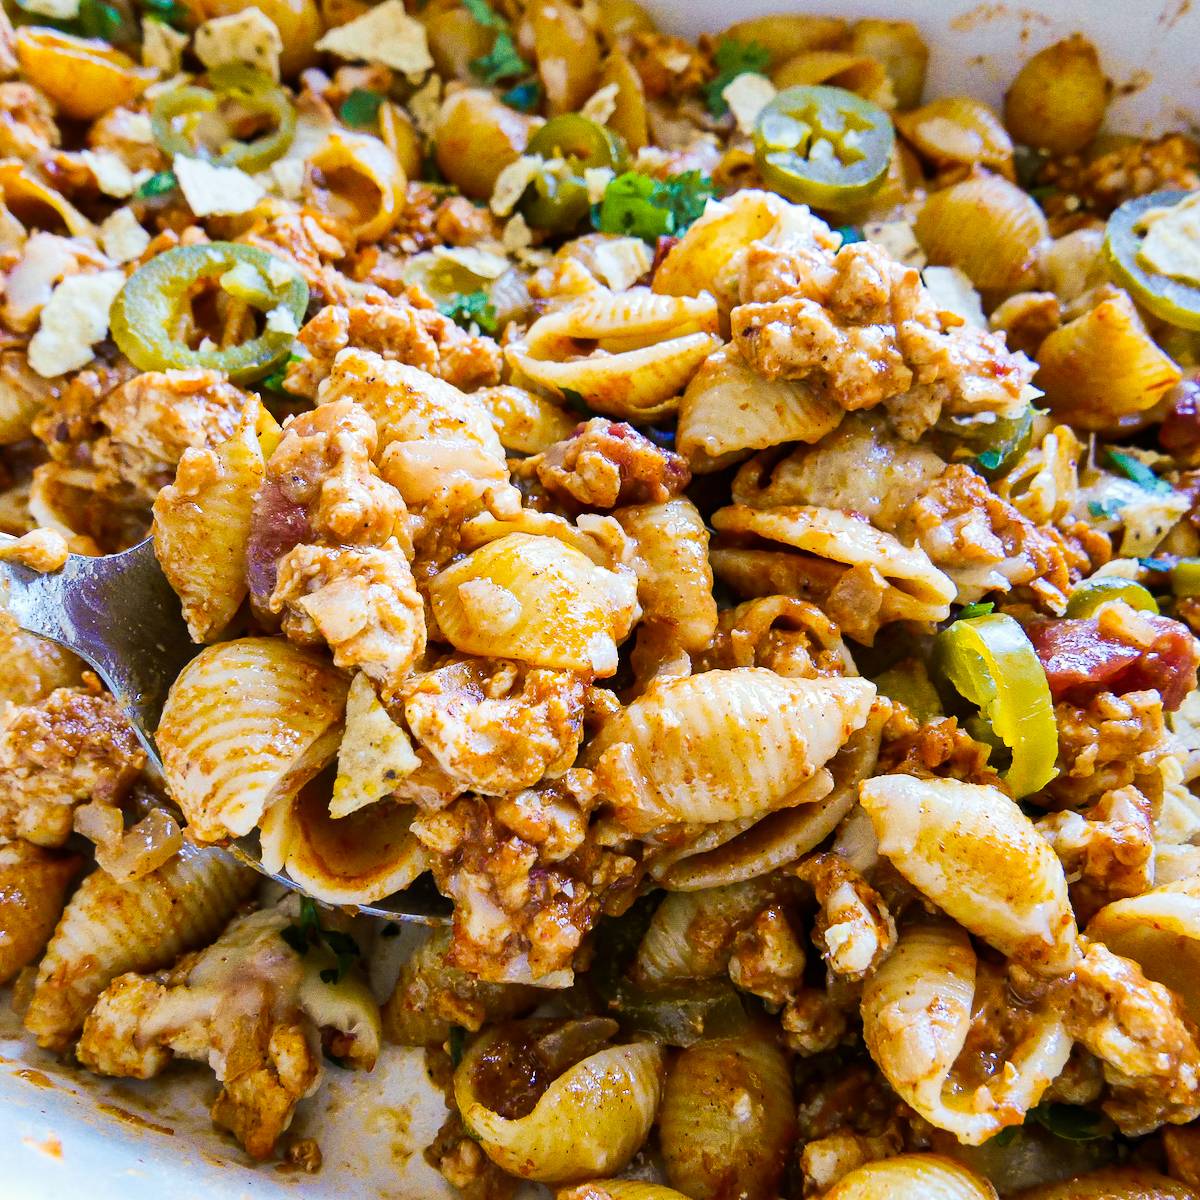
<box><xmin>0</xmin><ymin>538</ymin><xmax>196</xmax><ymax>767</ymax></box>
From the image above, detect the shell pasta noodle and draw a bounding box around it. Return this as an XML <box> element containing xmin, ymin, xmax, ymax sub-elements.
<box><xmin>4</xmin><ymin>1</ymin><xmax>1200</xmax><ymax>1196</ymax></box>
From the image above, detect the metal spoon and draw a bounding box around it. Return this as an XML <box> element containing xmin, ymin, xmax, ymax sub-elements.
<box><xmin>0</xmin><ymin>538</ymin><xmax>449</xmax><ymax>923</ymax></box>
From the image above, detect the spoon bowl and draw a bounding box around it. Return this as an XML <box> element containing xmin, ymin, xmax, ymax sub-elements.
<box><xmin>0</xmin><ymin>538</ymin><xmax>449</xmax><ymax>923</ymax></box>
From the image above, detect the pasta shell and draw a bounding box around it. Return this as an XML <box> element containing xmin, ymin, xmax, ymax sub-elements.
<box><xmin>720</xmin><ymin>14</ymin><xmax>847</xmax><ymax>67</ymax></box>
<box><xmin>0</xmin><ymin>161</ymin><xmax>95</xmax><ymax>240</ymax></box>
<box><xmin>0</xmin><ymin>840</ymin><xmax>79</xmax><ymax>985</ymax></box>
<box><xmin>584</xmin><ymin>668</ymin><xmax>876</xmax><ymax>835</ymax></box>
<box><xmin>632</xmin><ymin>878</ymin><xmax>784</xmax><ymax>987</ymax></box>
<box><xmin>772</xmin><ymin>50</ymin><xmax>896</xmax><ymax>109</ymax></box>
<box><xmin>508</xmin><ymin>289</ymin><xmax>722</xmax><ymax>422</ymax></box>
<box><xmin>896</xmin><ymin>97</ymin><xmax>1014</xmax><ymax>176</ymax></box>
<box><xmin>858</xmin><ymin>775</ymin><xmax>1078</xmax><ymax>973</ymax></box>
<box><xmin>455</xmin><ymin>1031</ymin><xmax>665</xmax><ymax>1183</ymax></box>
<box><xmin>824</xmin><ymin>1154</ymin><xmax>999</xmax><ymax>1199</ymax></box>
<box><xmin>615</xmin><ymin>498</ymin><xmax>717</xmax><ymax>652</ymax></box>
<box><xmin>523</xmin><ymin>289</ymin><xmax>719</xmax><ymax>357</ymax></box>
<box><xmin>1086</xmin><ymin>878</ymin><xmax>1200</xmax><ymax>1024</ymax></box>
<box><xmin>710</xmin><ymin>504</ymin><xmax>956</xmax><ymax>636</ymax></box>
<box><xmin>476</xmin><ymin>385</ymin><xmax>577</xmax><ymax>456</ymax></box>
<box><xmin>428</xmin><ymin>532</ymin><xmax>638</xmax><ymax>676</ymax></box>
<box><xmin>558</xmin><ymin>1185</ymin><xmax>689</xmax><ymax>1200</ymax></box>
<box><xmin>318</xmin><ymin>349</ymin><xmax>518</xmax><ymax>517</ymax></box>
<box><xmin>1004</xmin><ymin>35</ymin><xmax>1109</xmax><ymax>156</ymax></box>
<box><xmin>861</xmin><ymin>924</ymin><xmax>1072</xmax><ymax>1145</ymax></box>
<box><xmin>530</xmin><ymin>0</ymin><xmax>601</xmax><ymax>114</ymax></box>
<box><xmin>659</xmin><ymin>1033</ymin><xmax>795</xmax><ymax>1200</ymax></box>
<box><xmin>600</xmin><ymin>49</ymin><xmax>648</xmax><ymax>151</ymax></box>
<box><xmin>508</xmin><ymin>331</ymin><xmax>721</xmax><ymax>422</ymax></box>
<box><xmin>729</xmin><ymin>413</ymin><xmax>945</xmax><ymax>529</ymax></box>
<box><xmin>382</xmin><ymin>927</ymin><xmax>537</xmax><ymax>1046</ymax></box>
<box><xmin>152</xmin><ymin>403</ymin><xmax>264</xmax><ymax>643</ymax></box>
<box><xmin>654</xmin><ymin>189</ymin><xmax>838</xmax><ymax>314</ymax></box>
<box><xmin>848</xmin><ymin>20</ymin><xmax>928</xmax><ymax>110</ymax></box>
<box><xmin>915</xmin><ymin>173</ymin><xmax>1048</xmax><ymax>293</ymax></box>
<box><xmin>677</xmin><ymin>345</ymin><xmax>843</xmax><ymax>473</ymax></box>
<box><xmin>24</xmin><ymin>844</ymin><xmax>256</xmax><ymax>1052</ymax></box>
<box><xmin>1009</xmin><ymin>1168</ymin><xmax>1198</xmax><ymax>1200</ymax></box>
<box><xmin>653</xmin><ymin>706</ymin><xmax>884</xmax><ymax>890</ymax></box>
<box><xmin>157</xmin><ymin>637</ymin><xmax>349</xmax><ymax>841</ymax></box>
<box><xmin>1035</xmin><ymin>291</ymin><xmax>1182</xmax><ymax>433</ymax></box>
<box><xmin>304</xmin><ymin>129</ymin><xmax>405</xmax><ymax>244</ymax></box>
<box><xmin>259</xmin><ymin>780</ymin><xmax>427</xmax><ymax>905</ymax></box>
<box><xmin>15</xmin><ymin>27</ymin><xmax>154</xmax><ymax>121</ymax></box>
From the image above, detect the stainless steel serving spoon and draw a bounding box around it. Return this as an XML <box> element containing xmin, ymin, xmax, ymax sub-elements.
<box><xmin>0</xmin><ymin>538</ymin><xmax>449</xmax><ymax>923</ymax></box>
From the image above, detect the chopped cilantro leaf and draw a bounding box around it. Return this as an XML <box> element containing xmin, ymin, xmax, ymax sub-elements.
<box><xmin>448</xmin><ymin>1025</ymin><xmax>467</xmax><ymax>1068</ymax></box>
<box><xmin>1088</xmin><ymin>497</ymin><xmax>1127</xmax><ymax>520</ymax></box>
<box><xmin>280</xmin><ymin>896</ymin><xmax>362</xmax><ymax>985</ymax></box>
<box><xmin>439</xmin><ymin>290</ymin><xmax>498</xmax><ymax>334</ymax></box>
<box><xmin>501</xmin><ymin>78</ymin><xmax>542</xmax><ymax>112</ymax></box>
<box><xmin>79</xmin><ymin>0</ymin><xmax>127</xmax><ymax>43</ymax></box>
<box><xmin>139</xmin><ymin>0</ymin><xmax>186</xmax><ymax>27</ymax></box>
<box><xmin>260</xmin><ymin>353</ymin><xmax>302</xmax><ymax>396</ymax></box>
<box><xmin>1030</xmin><ymin>1103</ymin><xmax>1106</xmax><ymax>1141</ymax></box>
<box><xmin>835</xmin><ymin>225</ymin><xmax>864</xmax><ymax>245</ymax></box>
<box><xmin>462</xmin><ymin>0</ymin><xmax>504</xmax><ymax>28</ymax></box>
<box><xmin>560</xmin><ymin>387</ymin><xmax>590</xmax><ymax>416</ymax></box>
<box><xmin>654</xmin><ymin>170</ymin><xmax>715</xmax><ymax>231</ymax></box>
<box><xmin>340</xmin><ymin>88</ymin><xmax>384</xmax><ymax>129</ymax></box>
<box><xmin>703</xmin><ymin>37</ymin><xmax>770</xmax><ymax>117</ymax></box>
<box><xmin>460</xmin><ymin>0</ymin><xmax>531</xmax><ymax>85</ymax></box>
<box><xmin>472</xmin><ymin>29</ymin><xmax>530</xmax><ymax>85</ymax></box>
<box><xmin>595</xmin><ymin>170</ymin><xmax>715</xmax><ymax>240</ymax></box>
<box><xmin>976</xmin><ymin>448</ymin><xmax>1004</xmax><ymax>471</ymax></box>
<box><xmin>279</xmin><ymin>924</ymin><xmax>309</xmax><ymax>955</ymax></box>
<box><xmin>135</xmin><ymin>170</ymin><xmax>177</xmax><ymax>199</ymax></box>
<box><xmin>1140</xmin><ymin>556</ymin><xmax>1175</xmax><ymax>572</ymax></box>
<box><xmin>957</xmin><ymin>601</ymin><xmax>995</xmax><ymax>620</ymax></box>
<box><xmin>1108</xmin><ymin>448</ymin><xmax>1172</xmax><ymax>495</ymax></box>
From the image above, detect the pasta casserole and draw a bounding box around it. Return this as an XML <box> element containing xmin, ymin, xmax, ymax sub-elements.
<box><xmin>1</xmin><ymin>2</ymin><xmax>1200</xmax><ymax>1197</ymax></box>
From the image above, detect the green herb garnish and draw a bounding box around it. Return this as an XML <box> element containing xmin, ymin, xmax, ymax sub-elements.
<box><xmin>1029</xmin><ymin>1103</ymin><xmax>1107</xmax><ymax>1141</ymax></box>
<box><xmin>501</xmin><ymin>78</ymin><xmax>542</xmax><ymax>112</ymax></box>
<box><xmin>439</xmin><ymin>290</ymin><xmax>498</xmax><ymax>334</ymax></box>
<box><xmin>462</xmin><ymin>0</ymin><xmax>504</xmax><ymax>27</ymax></box>
<box><xmin>560</xmin><ymin>387</ymin><xmax>590</xmax><ymax>416</ymax></box>
<box><xmin>1088</xmin><ymin>497</ymin><xmax>1127</xmax><ymax>520</ymax></box>
<box><xmin>339</xmin><ymin>88</ymin><xmax>384</xmax><ymax>129</ymax></box>
<box><xmin>472</xmin><ymin>29</ymin><xmax>529</xmax><ymax>84</ymax></box>
<box><xmin>135</xmin><ymin>170</ymin><xmax>177</xmax><ymax>199</ymax></box>
<box><xmin>448</xmin><ymin>1025</ymin><xmax>467</xmax><ymax>1068</ymax></box>
<box><xmin>281</xmin><ymin>896</ymin><xmax>363</xmax><ymax>985</ymax></box>
<box><xmin>703</xmin><ymin>37</ymin><xmax>770</xmax><ymax>117</ymax></box>
<box><xmin>462</xmin><ymin>0</ymin><xmax>531</xmax><ymax>85</ymax></box>
<box><xmin>1108</xmin><ymin>448</ymin><xmax>1173</xmax><ymax>495</ymax></box>
<box><xmin>1141</xmin><ymin>556</ymin><xmax>1175</xmax><ymax>572</ymax></box>
<box><xmin>140</xmin><ymin>0</ymin><xmax>187</xmax><ymax>28</ymax></box>
<box><xmin>957</xmin><ymin>601</ymin><xmax>995</xmax><ymax>620</ymax></box>
<box><xmin>79</xmin><ymin>0</ymin><xmax>126</xmax><ymax>42</ymax></box>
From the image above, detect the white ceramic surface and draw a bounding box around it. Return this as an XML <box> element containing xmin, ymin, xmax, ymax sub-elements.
<box><xmin>3</xmin><ymin>2</ymin><xmax>1198</xmax><ymax>1196</ymax></box>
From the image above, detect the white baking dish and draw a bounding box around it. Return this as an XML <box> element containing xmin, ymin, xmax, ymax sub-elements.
<box><xmin>2</xmin><ymin>2</ymin><xmax>1197</xmax><ymax>1196</ymax></box>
